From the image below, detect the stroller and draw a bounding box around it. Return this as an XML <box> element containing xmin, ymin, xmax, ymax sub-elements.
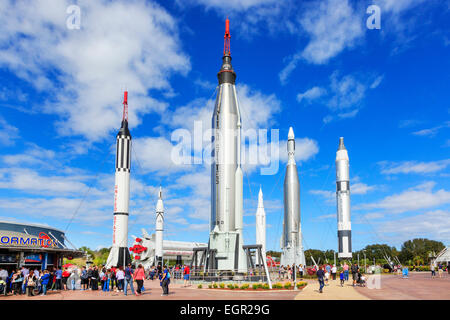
<box><xmin>357</xmin><ymin>273</ymin><xmax>366</xmax><ymax>287</ymax></box>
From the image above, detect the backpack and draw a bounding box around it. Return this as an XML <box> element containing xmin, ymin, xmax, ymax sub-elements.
<box><xmin>166</xmin><ymin>271</ymin><xmax>171</xmax><ymax>279</ymax></box>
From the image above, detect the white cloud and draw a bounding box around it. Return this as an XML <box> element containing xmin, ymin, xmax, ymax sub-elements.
<box><xmin>376</xmin><ymin>209</ymin><xmax>450</xmax><ymax>242</ymax></box>
<box><xmin>0</xmin><ymin>116</ymin><xmax>19</xmax><ymax>146</ymax></box>
<box><xmin>280</xmin><ymin>0</ymin><xmax>364</xmax><ymax>82</ymax></box>
<box><xmin>357</xmin><ymin>181</ymin><xmax>450</xmax><ymax>214</ymax></box>
<box><xmin>379</xmin><ymin>159</ymin><xmax>450</xmax><ymax>175</ymax></box>
<box><xmin>412</xmin><ymin>121</ymin><xmax>450</xmax><ymax>137</ymax></box>
<box><xmin>352</xmin><ymin>182</ymin><xmax>376</xmax><ymax>195</ymax></box>
<box><xmin>0</xmin><ymin>0</ymin><xmax>189</xmax><ymax>141</ymax></box>
<box><xmin>296</xmin><ymin>86</ymin><xmax>326</xmax><ymax>103</ymax></box>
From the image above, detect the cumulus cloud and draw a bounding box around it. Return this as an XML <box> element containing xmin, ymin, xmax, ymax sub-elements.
<box><xmin>0</xmin><ymin>0</ymin><xmax>189</xmax><ymax>141</ymax></box>
<box><xmin>379</xmin><ymin>159</ymin><xmax>450</xmax><ymax>175</ymax></box>
<box><xmin>279</xmin><ymin>0</ymin><xmax>364</xmax><ymax>83</ymax></box>
<box><xmin>376</xmin><ymin>209</ymin><xmax>450</xmax><ymax>242</ymax></box>
<box><xmin>357</xmin><ymin>181</ymin><xmax>450</xmax><ymax>214</ymax></box>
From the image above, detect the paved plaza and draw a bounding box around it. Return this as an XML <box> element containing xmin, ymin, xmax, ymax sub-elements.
<box><xmin>2</xmin><ymin>272</ymin><xmax>449</xmax><ymax>300</ymax></box>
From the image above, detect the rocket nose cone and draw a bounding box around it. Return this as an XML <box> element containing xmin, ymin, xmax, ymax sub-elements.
<box><xmin>338</xmin><ymin>137</ymin><xmax>346</xmax><ymax>150</ymax></box>
<box><xmin>288</xmin><ymin>127</ymin><xmax>295</xmax><ymax>140</ymax></box>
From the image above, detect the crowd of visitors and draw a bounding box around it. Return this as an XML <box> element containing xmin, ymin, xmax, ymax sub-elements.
<box><xmin>313</xmin><ymin>262</ymin><xmax>366</xmax><ymax>293</ymax></box>
<box><xmin>0</xmin><ymin>263</ymin><xmax>192</xmax><ymax>297</ymax></box>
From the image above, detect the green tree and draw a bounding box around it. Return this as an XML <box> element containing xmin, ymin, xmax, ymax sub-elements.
<box><xmin>399</xmin><ymin>238</ymin><xmax>445</xmax><ymax>265</ymax></box>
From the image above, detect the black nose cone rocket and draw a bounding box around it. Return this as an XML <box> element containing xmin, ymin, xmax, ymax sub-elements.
<box><xmin>106</xmin><ymin>91</ymin><xmax>132</xmax><ymax>268</ymax></box>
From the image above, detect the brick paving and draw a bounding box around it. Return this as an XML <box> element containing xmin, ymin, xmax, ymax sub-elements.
<box><xmin>355</xmin><ymin>272</ymin><xmax>450</xmax><ymax>300</ymax></box>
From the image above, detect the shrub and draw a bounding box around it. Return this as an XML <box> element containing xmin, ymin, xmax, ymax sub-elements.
<box><xmin>284</xmin><ymin>282</ymin><xmax>292</xmax><ymax>289</ymax></box>
<box><xmin>219</xmin><ymin>283</ymin><xmax>225</xmax><ymax>289</ymax></box>
<box><xmin>296</xmin><ymin>282</ymin><xmax>307</xmax><ymax>289</ymax></box>
<box><xmin>252</xmin><ymin>284</ymin><xmax>259</xmax><ymax>290</ymax></box>
<box><xmin>213</xmin><ymin>283</ymin><xmax>218</xmax><ymax>289</ymax></box>
<box><xmin>227</xmin><ymin>284</ymin><xmax>235</xmax><ymax>289</ymax></box>
<box><xmin>198</xmin><ymin>284</ymin><xmax>203</xmax><ymax>289</ymax></box>
<box><xmin>257</xmin><ymin>283</ymin><xmax>263</xmax><ymax>289</ymax></box>
<box><xmin>240</xmin><ymin>283</ymin><xmax>249</xmax><ymax>290</ymax></box>
<box><xmin>263</xmin><ymin>283</ymin><xmax>270</xmax><ymax>290</ymax></box>
<box><xmin>208</xmin><ymin>284</ymin><xmax>212</xmax><ymax>289</ymax></box>
<box><xmin>271</xmin><ymin>282</ymin><xmax>280</xmax><ymax>289</ymax></box>
<box><xmin>234</xmin><ymin>284</ymin><xmax>240</xmax><ymax>289</ymax></box>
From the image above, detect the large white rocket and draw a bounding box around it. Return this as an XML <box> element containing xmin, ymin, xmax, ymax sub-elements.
<box><xmin>280</xmin><ymin>127</ymin><xmax>306</xmax><ymax>267</ymax></box>
<box><xmin>155</xmin><ymin>187</ymin><xmax>164</xmax><ymax>266</ymax></box>
<box><xmin>255</xmin><ymin>187</ymin><xmax>266</xmax><ymax>266</ymax></box>
<box><xmin>336</xmin><ymin>137</ymin><xmax>352</xmax><ymax>259</ymax></box>
<box><xmin>106</xmin><ymin>91</ymin><xmax>132</xmax><ymax>268</ymax></box>
<box><xmin>208</xmin><ymin>18</ymin><xmax>247</xmax><ymax>272</ymax></box>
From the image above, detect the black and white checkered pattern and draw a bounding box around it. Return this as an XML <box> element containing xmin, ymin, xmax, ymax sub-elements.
<box><xmin>115</xmin><ymin>135</ymin><xmax>131</xmax><ymax>172</ymax></box>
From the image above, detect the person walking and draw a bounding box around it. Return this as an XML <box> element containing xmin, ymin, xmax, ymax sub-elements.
<box><xmin>325</xmin><ymin>264</ymin><xmax>331</xmax><ymax>285</ymax></box>
<box><xmin>160</xmin><ymin>265</ymin><xmax>170</xmax><ymax>296</ymax></box>
<box><xmin>351</xmin><ymin>263</ymin><xmax>359</xmax><ymax>287</ymax></box>
<box><xmin>431</xmin><ymin>263</ymin><xmax>436</xmax><ymax>278</ymax></box>
<box><xmin>343</xmin><ymin>263</ymin><xmax>349</xmax><ymax>281</ymax></box>
<box><xmin>438</xmin><ymin>263</ymin><xmax>443</xmax><ymax>278</ymax></box>
<box><xmin>316</xmin><ymin>266</ymin><xmax>325</xmax><ymax>293</ymax></box>
<box><xmin>116</xmin><ymin>266</ymin><xmax>125</xmax><ymax>292</ymax></box>
<box><xmin>92</xmin><ymin>266</ymin><xmax>99</xmax><ymax>290</ymax></box>
<box><xmin>339</xmin><ymin>271</ymin><xmax>345</xmax><ymax>287</ymax></box>
<box><xmin>40</xmin><ymin>270</ymin><xmax>50</xmax><ymax>296</ymax></box>
<box><xmin>80</xmin><ymin>266</ymin><xmax>88</xmax><ymax>290</ymax></box>
<box><xmin>183</xmin><ymin>265</ymin><xmax>190</xmax><ymax>287</ymax></box>
<box><xmin>134</xmin><ymin>264</ymin><xmax>145</xmax><ymax>296</ymax></box>
<box><xmin>55</xmin><ymin>267</ymin><xmax>62</xmax><ymax>290</ymax></box>
<box><xmin>299</xmin><ymin>264</ymin><xmax>304</xmax><ymax>279</ymax></box>
<box><xmin>124</xmin><ymin>264</ymin><xmax>135</xmax><ymax>296</ymax></box>
<box><xmin>331</xmin><ymin>264</ymin><xmax>337</xmax><ymax>280</ymax></box>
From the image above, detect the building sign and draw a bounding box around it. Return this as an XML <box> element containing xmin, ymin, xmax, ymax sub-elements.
<box><xmin>0</xmin><ymin>231</ymin><xmax>57</xmax><ymax>248</ymax></box>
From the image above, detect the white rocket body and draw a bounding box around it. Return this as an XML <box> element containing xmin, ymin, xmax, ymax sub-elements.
<box><xmin>336</xmin><ymin>137</ymin><xmax>352</xmax><ymax>259</ymax></box>
<box><xmin>208</xmin><ymin>26</ymin><xmax>247</xmax><ymax>271</ymax></box>
<box><xmin>155</xmin><ymin>187</ymin><xmax>164</xmax><ymax>265</ymax></box>
<box><xmin>255</xmin><ymin>187</ymin><xmax>266</xmax><ymax>265</ymax></box>
<box><xmin>106</xmin><ymin>92</ymin><xmax>132</xmax><ymax>268</ymax></box>
<box><xmin>280</xmin><ymin>127</ymin><xmax>306</xmax><ymax>267</ymax></box>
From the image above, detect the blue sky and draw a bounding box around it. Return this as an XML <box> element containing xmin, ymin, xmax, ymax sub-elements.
<box><xmin>0</xmin><ymin>0</ymin><xmax>449</xmax><ymax>252</ymax></box>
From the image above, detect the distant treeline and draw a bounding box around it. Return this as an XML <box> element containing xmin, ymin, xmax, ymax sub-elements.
<box><xmin>267</xmin><ymin>238</ymin><xmax>446</xmax><ymax>266</ymax></box>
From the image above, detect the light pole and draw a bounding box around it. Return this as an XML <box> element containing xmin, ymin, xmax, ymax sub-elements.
<box><xmin>292</xmin><ymin>230</ymin><xmax>298</xmax><ymax>291</ymax></box>
<box><xmin>363</xmin><ymin>250</ymin><xmax>366</xmax><ymax>273</ymax></box>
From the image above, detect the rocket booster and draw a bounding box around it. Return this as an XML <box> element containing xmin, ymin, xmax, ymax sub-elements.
<box><xmin>210</xmin><ymin>19</ymin><xmax>241</xmax><ymax>233</ymax></box>
<box><xmin>336</xmin><ymin>137</ymin><xmax>352</xmax><ymax>259</ymax></box>
<box><xmin>106</xmin><ymin>91</ymin><xmax>132</xmax><ymax>268</ymax></box>
<box><xmin>255</xmin><ymin>187</ymin><xmax>266</xmax><ymax>265</ymax></box>
<box><xmin>209</xmin><ymin>18</ymin><xmax>247</xmax><ymax>272</ymax></box>
<box><xmin>155</xmin><ymin>187</ymin><xmax>164</xmax><ymax>265</ymax></box>
<box><xmin>280</xmin><ymin>127</ymin><xmax>305</xmax><ymax>266</ymax></box>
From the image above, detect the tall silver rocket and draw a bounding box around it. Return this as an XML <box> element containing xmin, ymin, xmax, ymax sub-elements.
<box><xmin>280</xmin><ymin>127</ymin><xmax>306</xmax><ymax>267</ymax></box>
<box><xmin>155</xmin><ymin>186</ymin><xmax>164</xmax><ymax>266</ymax></box>
<box><xmin>209</xmin><ymin>18</ymin><xmax>247</xmax><ymax>272</ymax></box>
<box><xmin>336</xmin><ymin>137</ymin><xmax>352</xmax><ymax>259</ymax></box>
<box><xmin>255</xmin><ymin>187</ymin><xmax>266</xmax><ymax>266</ymax></box>
<box><xmin>106</xmin><ymin>91</ymin><xmax>132</xmax><ymax>268</ymax></box>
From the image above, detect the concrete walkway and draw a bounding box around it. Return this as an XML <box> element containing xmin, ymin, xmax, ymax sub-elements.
<box><xmin>295</xmin><ymin>279</ymin><xmax>370</xmax><ymax>300</ymax></box>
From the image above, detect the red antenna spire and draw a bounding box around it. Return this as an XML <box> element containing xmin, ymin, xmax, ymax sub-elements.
<box><xmin>122</xmin><ymin>91</ymin><xmax>128</xmax><ymax>122</ymax></box>
<box><xmin>223</xmin><ymin>17</ymin><xmax>231</xmax><ymax>56</ymax></box>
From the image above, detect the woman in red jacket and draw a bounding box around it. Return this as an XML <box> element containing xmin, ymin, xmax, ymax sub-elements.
<box><xmin>133</xmin><ymin>264</ymin><xmax>145</xmax><ymax>296</ymax></box>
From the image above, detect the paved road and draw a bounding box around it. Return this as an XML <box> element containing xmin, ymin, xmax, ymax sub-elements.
<box><xmin>355</xmin><ymin>272</ymin><xmax>450</xmax><ymax>300</ymax></box>
<box><xmin>295</xmin><ymin>279</ymin><xmax>369</xmax><ymax>300</ymax></box>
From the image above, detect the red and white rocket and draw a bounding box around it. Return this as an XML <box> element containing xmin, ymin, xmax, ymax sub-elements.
<box><xmin>106</xmin><ymin>91</ymin><xmax>132</xmax><ymax>268</ymax></box>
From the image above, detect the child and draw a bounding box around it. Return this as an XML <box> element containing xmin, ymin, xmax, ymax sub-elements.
<box><xmin>339</xmin><ymin>271</ymin><xmax>344</xmax><ymax>287</ymax></box>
